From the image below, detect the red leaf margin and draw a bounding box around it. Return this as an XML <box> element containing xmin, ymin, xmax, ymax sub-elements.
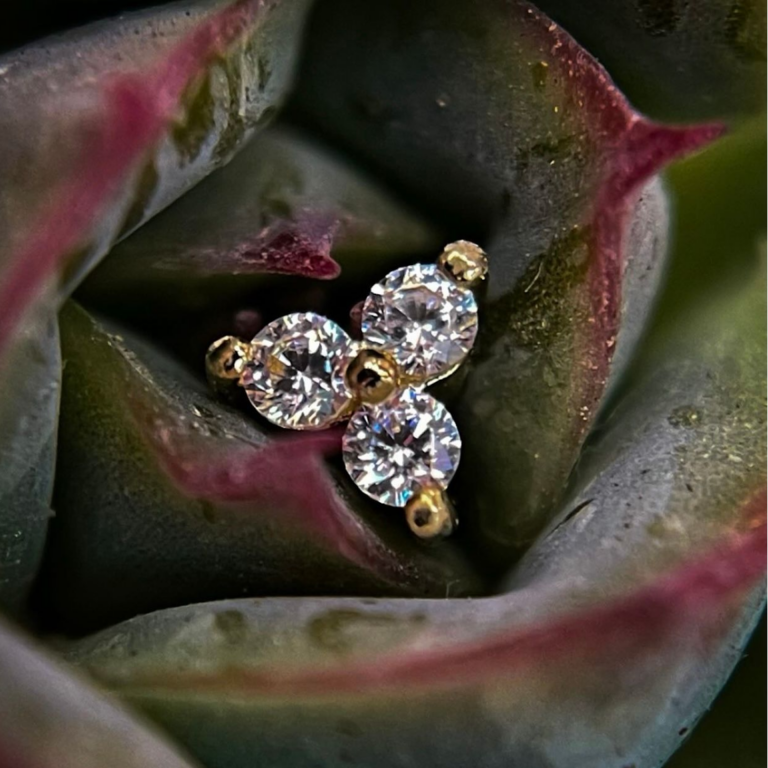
<box><xmin>0</xmin><ymin>0</ymin><xmax>263</xmax><ymax>361</ymax></box>
<box><xmin>133</xmin><ymin>403</ymin><xmax>422</xmax><ymax>588</ymax></box>
<box><xmin>585</xmin><ymin>120</ymin><xmax>726</xmax><ymax>420</ymax></box>
<box><xmin>120</xmin><ymin>489</ymin><xmax>766</xmax><ymax>698</ymax></box>
<box><xmin>520</xmin><ymin>4</ymin><xmax>727</xmax><ymax>443</ymax></box>
<box><xmin>154</xmin><ymin>212</ymin><xmax>342</xmax><ymax>279</ymax></box>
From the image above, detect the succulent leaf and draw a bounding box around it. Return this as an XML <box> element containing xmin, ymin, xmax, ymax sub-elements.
<box><xmin>86</xmin><ymin>126</ymin><xmax>438</xmax><ymax>284</ymax></box>
<box><xmin>535</xmin><ymin>0</ymin><xmax>767</xmax><ymax>121</ymax></box>
<box><xmin>79</xmin><ymin>126</ymin><xmax>439</xmax><ymax>352</ymax></box>
<box><xmin>666</xmin><ymin>618</ymin><xmax>766</xmax><ymax>767</ymax></box>
<box><xmin>0</xmin><ymin>0</ymin><xmax>314</xmax><ymax>606</ymax></box>
<box><xmin>0</xmin><ymin>617</ymin><xmax>199</xmax><ymax>768</ymax></box>
<box><xmin>295</xmin><ymin>0</ymin><xmax>723</xmax><ymax>558</ymax></box>
<box><xmin>658</xmin><ymin>113</ymin><xmax>767</xmax><ymax>324</ymax></box>
<box><xmin>0</xmin><ymin>0</ymin><xmax>313</xmax><ymax>359</ymax></box>
<box><xmin>0</xmin><ymin>1</ymin><xmax>762</xmax><ymax>764</ymax></box>
<box><xmin>0</xmin><ymin>312</ymin><xmax>59</xmax><ymax>613</ymax></box>
<box><xmin>66</xmin><ymin>267</ymin><xmax>766</xmax><ymax>768</ymax></box>
<box><xmin>40</xmin><ymin>302</ymin><xmax>482</xmax><ymax>632</ymax></box>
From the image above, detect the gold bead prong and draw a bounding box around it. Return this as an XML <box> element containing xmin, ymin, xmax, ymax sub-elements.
<box><xmin>205</xmin><ymin>335</ymin><xmax>250</xmax><ymax>396</ymax></box>
<box><xmin>437</xmin><ymin>240</ymin><xmax>489</xmax><ymax>288</ymax></box>
<box><xmin>345</xmin><ymin>348</ymin><xmax>400</xmax><ymax>406</ymax></box>
<box><xmin>404</xmin><ymin>487</ymin><xmax>456</xmax><ymax>539</ymax></box>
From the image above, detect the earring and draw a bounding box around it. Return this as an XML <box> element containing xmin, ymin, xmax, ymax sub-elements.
<box><xmin>206</xmin><ymin>241</ymin><xmax>488</xmax><ymax>538</ymax></box>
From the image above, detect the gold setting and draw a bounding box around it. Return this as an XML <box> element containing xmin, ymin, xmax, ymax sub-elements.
<box><xmin>205</xmin><ymin>335</ymin><xmax>250</xmax><ymax>396</ymax></box>
<box><xmin>404</xmin><ymin>486</ymin><xmax>457</xmax><ymax>539</ymax></box>
<box><xmin>205</xmin><ymin>240</ymin><xmax>487</xmax><ymax>538</ymax></box>
<box><xmin>345</xmin><ymin>347</ymin><xmax>400</xmax><ymax>406</ymax></box>
<box><xmin>437</xmin><ymin>240</ymin><xmax>489</xmax><ymax>287</ymax></box>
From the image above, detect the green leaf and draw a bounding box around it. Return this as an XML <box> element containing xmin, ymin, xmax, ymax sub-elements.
<box><xmin>0</xmin><ymin>617</ymin><xmax>198</xmax><ymax>768</ymax></box>
<box><xmin>79</xmin><ymin>125</ymin><xmax>439</xmax><ymax>348</ymax></box>
<box><xmin>0</xmin><ymin>312</ymin><xmax>59</xmax><ymax>614</ymax></box>
<box><xmin>294</xmin><ymin>0</ymin><xmax>722</xmax><ymax>560</ymax></box>
<box><xmin>0</xmin><ymin>0</ymin><xmax>314</xmax><ymax>606</ymax></box>
<box><xmin>66</xmin><ymin>269</ymin><xmax>765</xmax><ymax>768</ymax></box>
<box><xmin>40</xmin><ymin>302</ymin><xmax>482</xmax><ymax>633</ymax></box>
<box><xmin>535</xmin><ymin>0</ymin><xmax>766</xmax><ymax>121</ymax></box>
<box><xmin>0</xmin><ymin>0</ymin><xmax>314</xmax><ymax>355</ymax></box>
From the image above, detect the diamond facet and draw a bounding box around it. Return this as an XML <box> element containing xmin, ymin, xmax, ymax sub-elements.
<box><xmin>342</xmin><ymin>388</ymin><xmax>461</xmax><ymax>507</ymax></box>
<box><xmin>361</xmin><ymin>263</ymin><xmax>478</xmax><ymax>384</ymax></box>
<box><xmin>243</xmin><ymin>312</ymin><xmax>353</xmax><ymax>430</ymax></box>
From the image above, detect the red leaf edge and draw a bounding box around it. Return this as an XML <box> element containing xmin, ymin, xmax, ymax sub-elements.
<box><xmin>522</xmin><ymin>3</ymin><xmax>726</xmax><ymax>439</ymax></box>
<box><xmin>126</xmin><ymin>489</ymin><xmax>766</xmax><ymax>697</ymax></box>
<box><xmin>0</xmin><ymin>0</ymin><xmax>261</xmax><ymax>361</ymax></box>
<box><xmin>154</xmin><ymin>213</ymin><xmax>342</xmax><ymax>279</ymax></box>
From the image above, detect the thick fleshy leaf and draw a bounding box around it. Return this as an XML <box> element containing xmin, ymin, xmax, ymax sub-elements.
<box><xmin>67</xmin><ymin>268</ymin><xmax>766</xmax><ymax>768</ymax></box>
<box><xmin>86</xmin><ymin>125</ymin><xmax>437</xmax><ymax>285</ymax></box>
<box><xmin>0</xmin><ymin>0</ymin><xmax>313</xmax><ymax>358</ymax></box>
<box><xmin>0</xmin><ymin>312</ymin><xmax>59</xmax><ymax>614</ymax></box>
<box><xmin>78</xmin><ymin>125</ymin><xmax>439</xmax><ymax>357</ymax></box>
<box><xmin>295</xmin><ymin>0</ymin><xmax>722</xmax><ymax>559</ymax></box>
<box><xmin>0</xmin><ymin>0</ymin><xmax>313</xmax><ymax>606</ymax></box>
<box><xmin>38</xmin><ymin>302</ymin><xmax>481</xmax><ymax>632</ymax></box>
<box><xmin>535</xmin><ymin>0</ymin><xmax>766</xmax><ymax>121</ymax></box>
<box><xmin>0</xmin><ymin>617</ymin><xmax>198</xmax><ymax>768</ymax></box>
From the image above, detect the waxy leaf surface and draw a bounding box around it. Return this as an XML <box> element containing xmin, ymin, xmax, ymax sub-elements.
<box><xmin>0</xmin><ymin>0</ymin><xmax>313</xmax><ymax>604</ymax></box>
<box><xmin>0</xmin><ymin>0</ymin><xmax>313</xmax><ymax>356</ymax></box>
<box><xmin>0</xmin><ymin>618</ymin><xmax>199</xmax><ymax>768</ymax></box>
<box><xmin>0</xmin><ymin>313</ymin><xmax>59</xmax><ymax>613</ymax></box>
<box><xmin>80</xmin><ymin>125</ymin><xmax>439</xmax><ymax>356</ymax></box>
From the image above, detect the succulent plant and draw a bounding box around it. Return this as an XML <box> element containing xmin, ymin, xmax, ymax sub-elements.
<box><xmin>0</xmin><ymin>1</ymin><xmax>765</xmax><ymax>766</ymax></box>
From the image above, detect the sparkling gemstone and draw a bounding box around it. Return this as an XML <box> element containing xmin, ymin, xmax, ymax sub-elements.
<box><xmin>243</xmin><ymin>312</ymin><xmax>353</xmax><ymax>430</ymax></box>
<box><xmin>342</xmin><ymin>388</ymin><xmax>461</xmax><ymax>507</ymax></box>
<box><xmin>361</xmin><ymin>263</ymin><xmax>478</xmax><ymax>385</ymax></box>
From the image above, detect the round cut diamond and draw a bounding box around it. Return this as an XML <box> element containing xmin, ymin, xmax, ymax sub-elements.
<box><xmin>243</xmin><ymin>312</ymin><xmax>353</xmax><ymax>430</ymax></box>
<box><xmin>342</xmin><ymin>389</ymin><xmax>461</xmax><ymax>507</ymax></box>
<box><xmin>361</xmin><ymin>263</ymin><xmax>478</xmax><ymax>385</ymax></box>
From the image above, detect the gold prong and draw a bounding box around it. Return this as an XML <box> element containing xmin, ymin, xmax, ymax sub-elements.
<box><xmin>404</xmin><ymin>487</ymin><xmax>457</xmax><ymax>539</ymax></box>
<box><xmin>437</xmin><ymin>240</ymin><xmax>489</xmax><ymax>287</ymax></box>
<box><xmin>205</xmin><ymin>335</ymin><xmax>250</xmax><ymax>396</ymax></box>
<box><xmin>345</xmin><ymin>348</ymin><xmax>400</xmax><ymax>406</ymax></box>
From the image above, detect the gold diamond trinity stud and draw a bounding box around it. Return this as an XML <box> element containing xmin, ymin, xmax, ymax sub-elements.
<box><xmin>206</xmin><ymin>241</ymin><xmax>488</xmax><ymax>538</ymax></box>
